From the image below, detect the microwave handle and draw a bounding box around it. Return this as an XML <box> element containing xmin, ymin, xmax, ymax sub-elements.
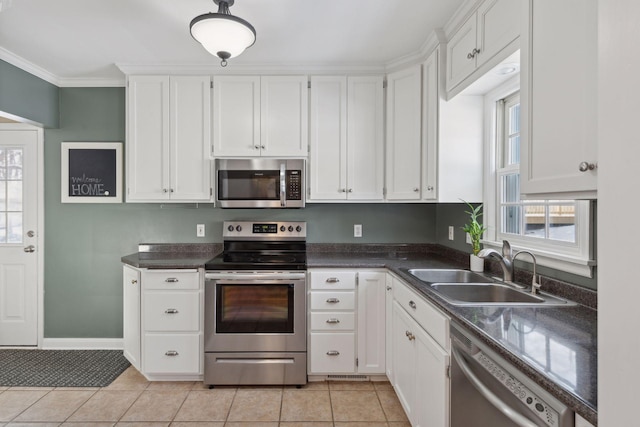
<box><xmin>280</xmin><ymin>163</ymin><xmax>286</xmax><ymax>207</ymax></box>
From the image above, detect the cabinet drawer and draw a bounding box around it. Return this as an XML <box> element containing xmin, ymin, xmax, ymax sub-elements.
<box><xmin>394</xmin><ymin>281</ymin><xmax>449</xmax><ymax>350</ymax></box>
<box><xmin>143</xmin><ymin>270</ymin><xmax>199</xmax><ymax>290</ymax></box>
<box><xmin>143</xmin><ymin>334</ymin><xmax>200</xmax><ymax>374</ymax></box>
<box><xmin>310</xmin><ymin>312</ymin><xmax>355</xmax><ymax>331</ymax></box>
<box><xmin>144</xmin><ymin>292</ymin><xmax>200</xmax><ymax>332</ymax></box>
<box><xmin>309</xmin><ymin>270</ymin><xmax>356</xmax><ymax>290</ymax></box>
<box><xmin>309</xmin><ymin>333</ymin><xmax>355</xmax><ymax>374</ymax></box>
<box><xmin>309</xmin><ymin>291</ymin><xmax>355</xmax><ymax>310</ymax></box>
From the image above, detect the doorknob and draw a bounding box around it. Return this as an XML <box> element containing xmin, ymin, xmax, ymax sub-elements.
<box><xmin>27</xmin><ymin>230</ymin><xmax>35</xmax><ymax>237</ymax></box>
<box><xmin>24</xmin><ymin>245</ymin><xmax>35</xmax><ymax>253</ymax></box>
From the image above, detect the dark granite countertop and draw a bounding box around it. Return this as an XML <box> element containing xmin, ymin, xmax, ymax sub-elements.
<box><xmin>121</xmin><ymin>243</ymin><xmax>597</xmax><ymax>425</ymax></box>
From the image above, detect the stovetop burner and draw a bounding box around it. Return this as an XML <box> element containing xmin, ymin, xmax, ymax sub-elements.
<box><xmin>205</xmin><ymin>221</ymin><xmax>307</xmax><ymax>271</ymax></box>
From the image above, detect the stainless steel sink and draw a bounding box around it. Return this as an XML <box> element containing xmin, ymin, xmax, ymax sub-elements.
<box><xmin>405</xmin><ymin>268</ymin><xmax>494</xmax><ymax>284</ymax></box>
<box><xmin>402</xmin><ymin>268</ymin><xmax>575</xmax><ymax>307</ymax></box>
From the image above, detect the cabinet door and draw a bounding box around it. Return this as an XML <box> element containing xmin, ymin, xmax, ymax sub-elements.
<box><xmin>212</xmin><ymin>76</ymin><xmax>261</xmax><ymax>156</ymax></box>
<box><xmin>309</xmin><ymin>76</ymin><xmax>347</xmax><ymax>200</ymax></box>
<box><xmin>386</xmin><ymin>65</ymin><xmax>422</xmax><ymax>200</ymax></box>
<box><xmin>127</xmin><ymin>76</ymin><xmax>170</xmax><ymax>200</ymax></box>
<box><xmin>385</xmin><ymin>275</ymin><xmax>394</xmax><ymax>382</ymax></box>
<box><xmin>422</xmin><ymin>49</ymin><xmax>439</xmax><ymax>201</ymax></box>
<box><xmin>347</xmin><ymin>76</ymin><xmax>384</xmax><ymax>200</ymax></box>
<box><xmin>309</xmin><ymin>333</ymin><xmax>356</xmax><ymax>374</ymax></box>
<box><xmin>169</xmin><ymin>76</ymin><xmax>212</xmax><ymax>201</ymax></box>
<box><xmin>445</xmin><ymin>14</ymin><xmax>478</xmax><ymax>92</ymax></box>
<box><xmin>123</xmin><ymin>266</ymin><xmax>141</xmax><ymax>369</ymax></box>
<box><xmin>521</xmin><ymin>0</ymin><xmax>597</xmax><ymax>197</ymax></box>
<box><xmin>476</xmin><ymin>0</ymin><xmax>520</xmax><ymax>68</ymax></box>
<box><xmin>392</xmin><ymin>301</ymin><xmax>418</xmax><ymax>422</ymax></box>
<box><xmin>414</xmin><ymin>320</ymin><xmax>449</xmax><ymax>427</ymax></box>
<box><xmin>261</xmin><ymin>76</ymin><xmax>308</xmax><ymax>157</ymax></box>
<box><xmin>356</xmin><ymin>272</ymin><xmax>386</xmax><ymax>374</ymax></box>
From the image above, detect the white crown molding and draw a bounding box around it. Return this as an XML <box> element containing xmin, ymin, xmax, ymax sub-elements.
<box><xmin>442</xmin><ymin>0</ymin><xmax>483</xmax><ymax>39</ymax></box>
<box><xmin>0</xmin><ymin>46</ymin><xmax>60</xmax><ymax>86</ymax></box>
<box><xmin>57</xmin><ymin>77</ymin><xmax>125</xmax><ymax>88</ymax></box>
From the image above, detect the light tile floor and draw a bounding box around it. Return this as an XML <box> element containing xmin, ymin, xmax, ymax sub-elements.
<box><xmin>0</xmin><ymin>367</ymin><xmax>411</xmax><ymax>426</ymax></box>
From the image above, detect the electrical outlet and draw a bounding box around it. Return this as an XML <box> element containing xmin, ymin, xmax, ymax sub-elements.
<box><xmin>448</xmin><ymin>226</ymin><xmax>454</xmax><ymax>241</ymax></box>
<box><xmin>354</xmin><ymin>224</ymin><xmax>363</xmax><ymax>238</ymax></box>
<box><xmin>197</xmin><ymin>224</ymin><xmax>205</xmax><ymax>237</ymax></box>
<box><xmin>466</xmin><ymin>233</ymin><xmax>472</xmax><ymax>244</ymax></box>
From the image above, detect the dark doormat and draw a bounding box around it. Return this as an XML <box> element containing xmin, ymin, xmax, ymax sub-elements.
<box><xmin>0</xmin><ymin>349</ymin><xmax>131</xmax><ymax>387</ymax></box>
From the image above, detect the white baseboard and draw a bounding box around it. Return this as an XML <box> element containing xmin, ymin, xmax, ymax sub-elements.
<box><xmin>42</xmin><ymin>338</ymin><xmax>123</xmax><ymax>350</ymax></box>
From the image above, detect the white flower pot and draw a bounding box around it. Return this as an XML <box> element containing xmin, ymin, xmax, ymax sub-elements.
<box><xmin>469</xmin><ymin>254</ymin><xmax>484</xmax><ymax>272</ymax></box>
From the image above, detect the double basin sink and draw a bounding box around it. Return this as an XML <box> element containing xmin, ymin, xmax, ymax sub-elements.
<box><xmin>402</xmin><ymin>268</ymin><xmax>574</xmax><ymax>307</ymax></box>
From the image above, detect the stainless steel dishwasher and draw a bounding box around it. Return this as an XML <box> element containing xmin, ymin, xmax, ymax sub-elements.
<box><xmin>450</xmin><ymin>322</ymin><xmax>574</xmax><ymax>427</ymax></box>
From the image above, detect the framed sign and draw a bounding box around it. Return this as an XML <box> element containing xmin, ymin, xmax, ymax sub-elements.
<box><xmin>61</xmin><ymin>142</ymin><xmax>123</xmax><ymax>203</ymax></box>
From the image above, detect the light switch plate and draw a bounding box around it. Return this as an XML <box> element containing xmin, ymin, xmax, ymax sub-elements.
<box><xmin>197</xmin><ymin>224</ymin><xmax>205</xmax><ymax>237</ymax></box>
<box><xmin>354</xmin><ymin>224</ymin><xmax>363</xmax><ymax>238</ymax></box>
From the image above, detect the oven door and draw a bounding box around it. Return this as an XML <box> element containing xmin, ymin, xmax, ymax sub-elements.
<box><xmin>204</xmin><ymin>272</ymin><xmax>306</xmax><ymax>353</ymax></box>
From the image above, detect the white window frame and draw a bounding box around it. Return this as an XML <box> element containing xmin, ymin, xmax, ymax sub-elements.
<box><xmin>482</xmin><ymin>76</ymin><xmax>595</xmax><ymax>278</ymax></box>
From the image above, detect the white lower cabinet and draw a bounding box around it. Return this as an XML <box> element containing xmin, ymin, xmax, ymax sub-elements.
<box><xmin>123</xmin><ymin>265</ymin><xmax>141</xmax><ymax>369</ymax></box>
<box><xmin>122</xmin><ymin>266</ymin><xmax>203</xmax><ymax>380</ymax></box>
<box><xmin>391</xmin><ymin>276</ymin><xmax>450</xmax><ymax>427</ymax></box>
<box><xmin>308</xmin><ymin>269</ymin><xmax>386</xmax><ymax>376</ymax></box>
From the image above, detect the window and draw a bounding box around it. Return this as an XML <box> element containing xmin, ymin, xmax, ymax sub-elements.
<box><xmin>483</xmin><ymin>80</ymin><xmax>593</xmax><ymax>277</ymax></box>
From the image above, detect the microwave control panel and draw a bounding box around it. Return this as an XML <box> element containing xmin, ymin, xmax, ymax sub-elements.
<box><xmin>287</xmin><ymin>170</ymin><xmax>302</xmax><ymax>200</ymax></box>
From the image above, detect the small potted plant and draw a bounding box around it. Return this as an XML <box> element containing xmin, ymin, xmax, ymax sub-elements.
<box><xmin>461</xmin><ymin>200</ymin><xmax>488</xmax><ymax>272</ymax></box>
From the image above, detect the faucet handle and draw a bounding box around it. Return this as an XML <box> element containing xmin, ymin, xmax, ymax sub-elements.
<box><xmin>502</xmin><ymin>240</ymin><xmax>512</xmax><ymax>260</ymax></box>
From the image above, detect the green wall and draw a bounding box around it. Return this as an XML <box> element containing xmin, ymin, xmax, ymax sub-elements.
<box><xmin>0</xmin><ymin>60</ymin><xmax>59</xmax><ymax>128</ymax></box>
<box><xmin>41</xmin><ymin>87</ymin><xmax>437</xmax><ymax>338</ymax></box>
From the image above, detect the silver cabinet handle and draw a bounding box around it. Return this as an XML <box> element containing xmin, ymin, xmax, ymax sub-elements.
<box><xmin>325</xmin><ymin>277</ymin><xmax>340</xmax><ymax>283</ymax></box>
<box><xmin>165</xmin><ymin>308</ymin><xmax>178</xmax><ymax>314</ymax></box>
<box><xmin>170</xmin><ymin>188</ymin><xmax>174</xmax><ymax>193</ymax></box>
<box><xmin>165</xmin><ymin>278</ymin><xmax>179</xmax><ymax>283</ymax></box>
<box><xmin>405</xmin><ymin>330</ymin><xmax>416</xmax><ymax>341</ymax></box>
<box><xmin>326</xmin><ymin>298</ymin><xmax>340</xmax><ymax>303</ymax></box>
<box><xmin>165</xmin><ymin>350</ymin><xmax>179</xmax><ymax>356</ymax></box>
<box><xmin>339</xmin><ymin>188</ymin><xmax>347</xmax><ymax>193</ymax></box>
<box><xmin>27</xmin><ymin>230</ymin><xmax>35</xmax><ymax>237</ymax></box>
<box><xmin>326</xmin><ymin>318</ymin><xmax>340</xmax><ymax>324</ymax></box>
<box><xmin>254</xmin><ymin>145</ymin><xmax>260</xmax><ymax>150</ymax></box>
<box><xmin>413</xmin><ymin>187</ymin><xmax>419</xmax><ymax>192</ymax></box>
<box><xmin>261</xmin><ymin>145</ymin><xmax>265</xmax><ymax>149</ymax></box>
<box><xmin>326</xmin><ymin>350</ymin><xmax>340</xmax><ymax>356</ymax></box>
<box><xmin>408</xmin><ymin>300</ymin><xmax>417</xmax><ymax>309</ymax></box>
<box><xmin>467</xmin><ymin>48</ymin><xmax>481</xmax><ymax>59</ymax></box>
<box><xmin>578</xmin><ymin>161</ymin><xmax>597</xmax><ymax>172</ymax></box>
<box><xmin>386</xmin><ymin>286</ymin><xmax>392</xmax><ymax>291</ymax></box>
<box><xmin>131</xmin><ymin>279</ymin><xmax>138</xmax><ymax>285</ymax></box>
<box><xmin>163</xmin><ymin>189</ymin><xmax>168</xmax><ymax>193</ymax></box>
<box><xmin>348</xmin><ymin>188</ymin><xmax>353</xmax><ymax>193</ymax></box>
<box><xmin>427</xmin><ymin>185</ymin><xmax>434</xmax><ymax>191</ymax></box>
<box><xmin>23</xmin><ymin>245</ymin><xmax>35</xmax><ymax>253</ymax></box>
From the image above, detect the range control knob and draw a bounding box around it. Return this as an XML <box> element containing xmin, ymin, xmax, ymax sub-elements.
<box><xmin>227</xmin><ymin>225</ymin><xmax>234</xmax><ymax>232</ymax></box>
<box><xmin>535</xmin><ymin>403</ymin><xmax>545</xmax><ymax>412</ymax></box>
<box><xmin>235</xmin><ymin>225</ymin><xmax>242</xmax><ymax>232</ymax></box>
<box><xmin>288</xmin><ymin>225</ymin><xmax>294</xmax><ymax>232</ymax></box>
<box><xmin>280</xmin><ymin>225</ymin><xmax>286</xmax><ymax>232</ymax></box>
<box><xmin>296</xmin><ymin>225</ymin><xmax>302</xmax><ymax>232</ymax></box>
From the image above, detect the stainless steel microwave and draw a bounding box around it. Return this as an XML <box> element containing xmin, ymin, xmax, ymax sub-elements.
<box><xmin>215</xmin><ymin>159</ymin><xmax>305</xmax><ymax>208</ymax></box>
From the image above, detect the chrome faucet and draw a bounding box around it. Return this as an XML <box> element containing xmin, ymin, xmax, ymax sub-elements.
<box><xmin>477</xmin><ymin>240</ymin><xmax>541</xmax><ymax>294</ymax></box>
<box><xmin>477</xmin><ymin>240</ymin><xmax>514</xmax><ymax>282</ymax></box>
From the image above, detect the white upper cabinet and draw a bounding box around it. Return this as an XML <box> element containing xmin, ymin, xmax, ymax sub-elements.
<box><xmin>386</xmin><ymin>65</ymin><xmax>422</xmax><ymax>200</ymax></box>
<box><xmin>520</xmin><ymin>0</ymin><xmax>597</xmax><ymax>198</ymax></box>
<box><xmin>127</xmin><ymin>75</ymin><xmax>212</xmax><ymax>202</ymax></box>
<box><xmin>212</xmin><ymin>75</ymin><xmax>308</xmax><ymax>157</ymax></box>
<box><xmin>446</xmin><ymin>0</ymin><xmax>520</xmax><ymax>97</ymax></box>
<box><xmin>309</xmin><ymin>76</ymin><xmax>384</xmax><ymax>201</ymax></box>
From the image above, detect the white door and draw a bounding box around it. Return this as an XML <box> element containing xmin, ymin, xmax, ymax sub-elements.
<box><xmin>0</xmin><ymin>125</ymin><xmax>41</xmax><ymax>346</ymax></box>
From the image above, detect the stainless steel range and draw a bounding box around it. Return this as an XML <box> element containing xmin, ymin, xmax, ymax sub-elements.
<box><xmin>204</xmin><ymin>221</ymin><xmax>307</xmax><ymax>386</ymax></box>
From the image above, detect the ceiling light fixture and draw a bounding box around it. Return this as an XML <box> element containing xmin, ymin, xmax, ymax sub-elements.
<box><xmin>190</xmin><ymin>0</ymin><xmax>256</xmax><ymax>67</ymax></box>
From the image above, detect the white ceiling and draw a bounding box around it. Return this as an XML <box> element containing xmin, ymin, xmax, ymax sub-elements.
<box><xmin>0</xmin><ymin>0</ymin><xmax>466</xmax><ymax>85</ymax></box>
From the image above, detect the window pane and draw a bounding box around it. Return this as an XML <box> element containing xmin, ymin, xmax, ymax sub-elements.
<box><xmin>549</xmin><ymin>204</ymin><xmax>576</xmax><ymax>242</ymax></box>
<box><xmin>524</xmin><ymin>205</ymin><xmax>546</xmax><ymax>238</ymax></box>
<box><xmin>502</xmin><ymin>205</ymin><xmax>521</xmax><ymax>234</ymax></box>
<box><xmin>0</xmin><ymin>213</ymin><xmax>5</xmax><ymax>243</ymax></box>
<box><xmin>0</xmin><ymin>182</ymin><xmax>5</xmax><ymax>211</ymax></box>
<box><xmin>7</xmin><ymin>181</ymin><xmax>22</xmax><ymax>211</ymax></box>
<box><xmin>508</xmin><ymin>134</ymin><xmax>520</xmax><ymax>165</ymax></box>
<box><xmin>508</xmin><ymin>103</ymin><xmax>520</xmax><ymax>165</ymax></box>
<box><xmin>509</xmin><ymin>104</ymin><xmax>520</xmax><ymax>134</ymax></box>
<box><xmin>7</xmin><ymin>212</ymin><xmax>22</xmax><ymax>243</ymax></box>
<box><xmin>501</xmin><ymin>174</ymin><xmax>520</xmax><ymax>203</ymax></box>
<box><xmin>0</xmin><ymin>149</ymin><xmax>5</xmax><ymax>179</ymax></box>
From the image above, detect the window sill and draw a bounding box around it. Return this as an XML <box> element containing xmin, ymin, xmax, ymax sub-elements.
<box><xmin>482</xmin><ymin>240</ymin><xmax>596</xmax><ymax>278</ymax></box>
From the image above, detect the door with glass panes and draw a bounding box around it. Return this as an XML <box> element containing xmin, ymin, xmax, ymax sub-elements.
<box><xmin>0</xmin><ymin>125</ymin><xmax>40</xmax><ymax>346</ymax></box>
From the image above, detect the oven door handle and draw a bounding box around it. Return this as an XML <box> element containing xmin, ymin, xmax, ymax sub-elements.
<box><xmin>451</xmin><ymin>346</ymin><xmax>538</xmax><ymax>427</ymax></box>
<box><xmin>205</xmin><ymin>272</ymin><xmax>306</xmax><ymax>281</ymax></box>
<box><xmin>280</xmin><ymin>163</ymin><xmax>286</xmax><ymax>207</ymax></box>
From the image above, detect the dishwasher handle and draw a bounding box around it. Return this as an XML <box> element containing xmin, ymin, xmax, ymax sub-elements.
<box><xmin>451</xmin><ymin>346</ymin><xmax>538</xmax><ymax>427</ymax></box>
